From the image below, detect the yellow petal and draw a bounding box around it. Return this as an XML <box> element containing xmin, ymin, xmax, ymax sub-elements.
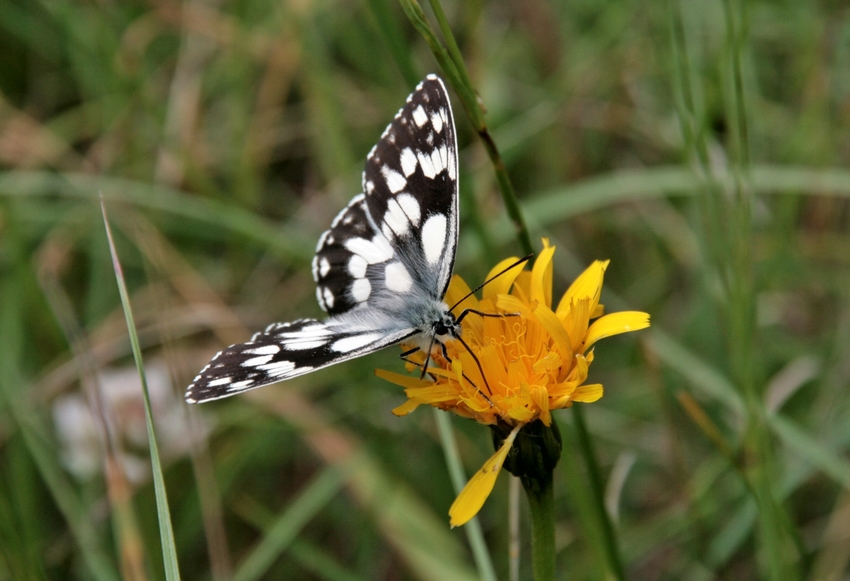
<box><xmin>530</xmin><ymin>241</ymin><xmax>555</xmax><ymax>308</ymax></box>
<box><xmin>531</xmin><ymin>303</ymin><xmax>573</xmax><ymax>365</ymax></box>
<box><xmin>449</xmin><ymin>424</ymin><xmax>522</xmax><ymax>527</ymax></box>
<box><xmin>583</xmin><ymin>311</ymin><xmax>651</xmax><ymax>350</ymax></box>
<box><xmin>572</xmin><ymin>383</ymin><xmax>604</xmax><ymax>402</ymax></box>
<box><xmin>532</xmin><ymin>351</ymin><xmax>562</xmax><ymax>374</ymax></box>
<box><xmin>495</xmin><ymin>294</ymin><xmax>535</xmax><ymax>318</ymax></box>
<box><xmin>374</xmin><ymin>369</ymin><xmax>433</xmax><ymax>389</ymax></box>
<box><xmin>563</xmin><ymin>297</ymin><xmax>592</xmax><ymax>355</ymax></box>
<box><xmin>444</xmin><ymin>274</ymin><xmax>478</xmax><ymax>314</ymax></box>
<box><xmin>506</xmin><ymin>406</ymin><xmax>536</xmax><ymax>422</ymax></box>
<box><xmin>482</xmin><ymin>256</ymin><xmax>526</xmax><ymax>300</ymax></box>
<box><xmin>556</xmin><ymin>260</ymin><xmax>609</xmax><ymax>318</ymax></box>
<box><xmin>530</xmin><ymin>386</ymin><xmax>551</xmax><ymax>425</ymax></box>
<box><xmin>392</xmin><ymin>399</ymin><xmax>423</xmax><ymax>416</ymax></box>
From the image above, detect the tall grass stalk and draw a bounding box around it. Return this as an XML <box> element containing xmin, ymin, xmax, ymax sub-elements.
<box><xmin>669</xmin><ymin>0</ymin><xmax>802</xmax><ymax>577</ymax></box>
<box><xmin>100</xmin><ymin>198</ymin><xmax>182</xmax><ymax>581</ymax></box>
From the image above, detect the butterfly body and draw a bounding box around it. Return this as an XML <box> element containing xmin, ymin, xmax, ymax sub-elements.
<box><xmin>186</xmin><ymin>75</ymin><xmax>459</xmax><ymax>403</ymax></box>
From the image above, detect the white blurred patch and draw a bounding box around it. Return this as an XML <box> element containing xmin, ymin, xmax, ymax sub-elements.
<box><xmin>53</xmin><ymin>360</ymin><xmax>209</xmax><ymax>483</ymax></box>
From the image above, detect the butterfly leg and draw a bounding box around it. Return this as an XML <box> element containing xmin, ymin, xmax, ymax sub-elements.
<box><xmin>452</xmin><ymin>333</ymin><xmax>496</xmax><ymax>401</ymax></box>
<box><xmin>402</xmin><ymin>341</ymin><xmax>494</xmax><ymax>406</ymax></box>
<box><xmin>400</xmin><ymin>346</ymin><xmax>420</xmax><ymax>358</ymax></box>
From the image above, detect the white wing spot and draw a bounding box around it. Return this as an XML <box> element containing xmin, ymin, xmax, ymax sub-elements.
<box><xmin>421</xmin><ymin>214</ymin><xmax>447</xmax><ymax>265</ymax></box>
<box><xmin>385</xmin><ymin>261</ymin><xmax>413</xmax><ymax>293</ymax></box>
<box><xmin>229</xmin><ymin>379</ymin><xmax>254</xmax><ymax>389</ymax></box>
<box><xmin>300</xmin><ymin>324</ymin><xmax>331</xmax><ymax>334</ymax></box>
<box><xmin>400</xmin><ymin>147</ymin><xmax>418</xmax><ymax>177</ymax></box>
<box><xmin>381</xmin><ymin>166</ymin><xmax>407</xmax><ymax>194</ymax></box>
<box><xmin>242</xmin><ymin>354</ymin><xmax>274</xmax><ymax>367</ymax></box>
<box><xmin>431</xmin><ymin>144</ymin><xmax>447</xmax><ymax>174</ymax></box>
<box><xmin>448</xmin><ymin>146</ymin><xmax>457</xmax><ymax>181</ymax></box>
<box><xmin>348</xmin><ymin>255</ymin><xmax>367</xmax><ymax>278</ymax></box>
<box><xmin>396</xmin><ymin>193</ymin><xmax>421</xmax><ymax>226</ymax></box>
<box><xmin>382</xmin><ymin>222</ymin><xmax>394</xmax><ymax>241</ymax></box>
<box><xmin>323</xmin><ymin>287</ymin><xmax>335</xmax><ymax>309</ymax></box>
<box><xmin>257</xmin><ymin>360</ymin><xmax>296</xmax><ymax>377</ymax></box>
<box><xmin>319</xmin><ymin>257</ymin><xmax>331</xmax><ymax>277</ymax></box>
<box><xmin>283</xmin><ymin>339</ymin><xmax>328</xmax><ymax>351</ymax></box>
<box><xmin>412</xmin><ymin>105</ymin><xmax>428</xmax><ymax>127</ymax></box>
<box><xmin>431</xmin><ymin>111</ymin><xmax>444</xmax><ymax>133</ymax></box>
<box><xmin>417</xmin><ymin>151</ymin><xmax>436</xmax><ymax>178</ymax></box>
<box><xmin>207</xmin><ymin>377</ymin><xmax>232</xmax><ymax>387</ymax></box>
<box><xmin>317</xmin><ymin>286</ymin><xmax>327</xmax><ymax>311</ymax></box>
<box><xmin>246</xmin><ymin>345</ymin><xmax>280</xmax><ymax>355</ymax></box>
<box><xmin>331</xmin><ymin>332</ymin><xmax>384</xmax><ymax>353</ymax></box>
<box><xmin>351</xmin><ymin>278</ymin><xmax>371</xmax><ymax>302</ymax></box>
<box><xmin>365</xmin><ymin>180</ymin><xmax>375</xmax><ymax>195</ymax></box>
<box><xmin>345</xmin><ymin>236</ymin><xmax>394</xmax><ymax>264</ymax></box>
<box><xmin>315</xmin><ymin>231</ymin><xmax>331</xmax><ymax>252</ymax></box>
<box><xmin>384</xmin><ymin>198</ymin><xmax>412</xmax><ymax>237</ymax></box>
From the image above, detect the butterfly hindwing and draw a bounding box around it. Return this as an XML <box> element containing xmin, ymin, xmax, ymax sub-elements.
<box><xmin>185</xmin><ymin>319</ymin><xmax>417</xmax><ymax>403</ymax></box>
<box><xmin>312</xmin><ymin>194</ymin><xmax>390</xmax><ymax>315</ymax></box>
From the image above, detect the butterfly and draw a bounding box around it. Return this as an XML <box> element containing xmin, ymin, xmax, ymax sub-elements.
<box><xmin>185</xmin><ymin>75</ymin><xmax>461</xmax><ymax>403</ymax></box>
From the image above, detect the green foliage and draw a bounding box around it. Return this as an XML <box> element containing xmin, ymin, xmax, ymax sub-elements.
<box><xmin>1</xmin><ymin>0</ymin><xmax>849</xmax><ymax>579</ymax></box>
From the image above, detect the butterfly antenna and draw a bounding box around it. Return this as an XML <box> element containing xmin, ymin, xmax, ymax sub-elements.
<box><xmin>448</xmin><ymin>254</ymin><xmax>533</xmax><ymax>313</ymax></box>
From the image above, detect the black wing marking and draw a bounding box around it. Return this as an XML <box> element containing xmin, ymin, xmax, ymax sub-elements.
<box><xmin>186</xmin><ymin>319</ymin><xmax>418</xmax><ymax>403</ymax></box>
<box><xmin>361</xmin><ymin>75</ymin><xmax>459</xmax><ymax>300</ymax></box>
<box><xmin>312</xmin><ymin>194</ymin><xmax>391</xmax><ymax>315</ymax></box>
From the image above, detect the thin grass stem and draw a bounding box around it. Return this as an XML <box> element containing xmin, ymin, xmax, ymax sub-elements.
<box><xmin>398</xmin><ymin>0</ymin><xmax>533</xmax><ymax>255</ymax></box>
<box><xmin>432</xmin><ymin>409</ymin><xmax>498</xmax><ymax>581</ymax></box>
<box><xmin>100</xmin><ymin>197</ymin><xmax>182</xmax><ymax>581</ymax></box>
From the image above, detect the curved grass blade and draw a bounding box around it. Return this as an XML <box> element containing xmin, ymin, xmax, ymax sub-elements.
<box><xmin>100</xmin><ymin>196</ymin><xmax>182</xmax><ymax>581</ymax></box>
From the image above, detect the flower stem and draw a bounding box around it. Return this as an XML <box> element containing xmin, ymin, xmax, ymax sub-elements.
<box><xmin>572</xmin><ymin>405</ymin><xmax>625</xmax><ymax>581</ymax></box>
<box><xmin>522</xmin><ymin>471</ymin><xmax>556</xmax><ymax>581</ymax></box>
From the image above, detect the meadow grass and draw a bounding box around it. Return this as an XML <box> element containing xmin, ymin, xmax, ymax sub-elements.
<box><xmin>1</xmin><ymin>0</ymin><xmax>849</xmax><ymax>579</ymax></box>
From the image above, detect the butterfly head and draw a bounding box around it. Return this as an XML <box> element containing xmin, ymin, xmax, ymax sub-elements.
<box><xmin>433</xmin><ymin>309</ymin><xmax>461</xmax><ymax>342</ymax></box>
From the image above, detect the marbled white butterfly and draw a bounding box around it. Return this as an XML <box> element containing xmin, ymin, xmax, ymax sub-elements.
<box><xmin>186</xmin><ymin>75</ymin><xmax>460</xmax><ymax>403</ymax></box>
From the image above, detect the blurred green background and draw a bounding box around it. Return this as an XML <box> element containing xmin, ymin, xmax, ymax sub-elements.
<box><xmin>2</xmin><ymin>0</ymin><xmax>850</xmax><ymax>579</ymax></box>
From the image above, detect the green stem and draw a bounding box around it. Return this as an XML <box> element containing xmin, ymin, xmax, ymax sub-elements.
<box><xmin>522</xmin><ymin>470</ymin><xmax>555</xmax><ymax>581</ymax></box>
<box><xmin>398</xmin><ymin>0</ymin><xmax>534</xmax><ymax>256</ymax></box>
<box><xmin>432</xmin><ymin>410</ymin><xmax>498</xmax><ymax>581</ymax></box>
<box><xmin>572</xmin><ymin>406</ymin><xmax>625</xmax><ymax>581</ymax></box>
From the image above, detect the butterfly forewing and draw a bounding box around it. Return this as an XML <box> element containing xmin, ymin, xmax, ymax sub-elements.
<box><xmin>186</xmin><ymin>75</ymin><xmax>459</xmax><ymax>403</ymax></box>
<box><xmin>361</xmin><ymin>76</ymin><xmax>458</xmax><ymax>300</ymax></box>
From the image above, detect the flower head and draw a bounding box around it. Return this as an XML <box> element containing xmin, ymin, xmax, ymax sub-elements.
<box><xmin>377</xmin><ymin>240</ymin><xmax>650</xmax><ymax>526</ymax></box>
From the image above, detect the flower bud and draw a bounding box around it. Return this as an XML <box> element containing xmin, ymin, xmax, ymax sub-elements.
<box><xmin>490</xmin><ymin>420</ymin><xmax>562</xmax><ymax>494</ymax></box>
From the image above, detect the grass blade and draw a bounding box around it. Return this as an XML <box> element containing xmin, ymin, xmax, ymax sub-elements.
<box><xmin>100</xmin><ymin>196</ymin><xmax>182</xmax><ymax>581</ymax></box>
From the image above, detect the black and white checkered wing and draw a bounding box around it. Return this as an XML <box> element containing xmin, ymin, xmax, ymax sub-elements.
<box><xmin>313</xmin><ymin>75</ymin><xmax>458</xmax><ymax>314</ymax></box>
<box><xmin>185</xmin><ymin>319</ymin><xmax>416</xmax><ymax>403</ymax></box>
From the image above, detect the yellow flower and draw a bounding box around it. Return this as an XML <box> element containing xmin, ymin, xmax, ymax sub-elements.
<box><xmin>376</xmin><ymin>240</ymin><xmax>650</xmax><ymax>526</ymax></box>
